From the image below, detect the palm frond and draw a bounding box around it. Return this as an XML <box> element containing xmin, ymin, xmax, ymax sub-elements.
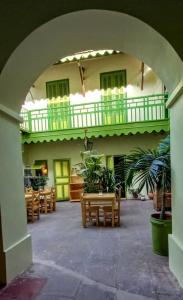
<box><xmin>125</xmin><ymin>136</ymin><xmax>171</xmax><ymax>196</ymax></box>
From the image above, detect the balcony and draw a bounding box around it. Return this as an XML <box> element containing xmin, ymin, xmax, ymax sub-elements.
<box><xmin>21</xmin><ymin>93</ymin><xmax>169</xmax><ymax>144</ymax></box>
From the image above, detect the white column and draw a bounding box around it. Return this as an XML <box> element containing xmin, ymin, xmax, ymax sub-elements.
<box><xmin>0</xmin><ymin>109</ymin><xmax>32</xmax><ymax>284</ymax></box>
<box><xmin>167</xmin><ymin>84</ymin><xmax>183</xmax><ymax>288</ymax></box>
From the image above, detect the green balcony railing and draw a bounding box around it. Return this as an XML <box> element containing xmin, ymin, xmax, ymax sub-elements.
<box><xmin>20</xmin><ymin>93</ymin><xmax>169</xmax><ymax>133</ymax></box>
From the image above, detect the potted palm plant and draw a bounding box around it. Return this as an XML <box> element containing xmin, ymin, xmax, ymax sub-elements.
<box><xmin>78</xmin><ymin>150</ymin><xmax>104</xmax><ymax>193</ymax></box>
<box><xmin>125</xmin><ymin>135</ymin><xmax>172</xmax><ymax>256</ymax></box>
<box><xmin>77</xmin><ymin>150</ymin><xmax>116</xmax><ymax>193</ymax></box>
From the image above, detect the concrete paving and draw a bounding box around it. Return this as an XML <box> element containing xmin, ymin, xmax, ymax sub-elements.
<box><xmin>0</xmin><ymin>200</ymin><xmax>183</xmax><ymax>299</ymax></box>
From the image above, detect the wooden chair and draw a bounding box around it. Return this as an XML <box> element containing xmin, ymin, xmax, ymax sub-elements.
<box><xmin>80</xmin><ymin>194</ymin><xmax>100</xmax><ymax>226</ymax></box>
<box><xmin>51</xmin><ymin>187</ymin><xmax>56</xmax><ymax>211</ymax></box>
<box><xmin>102</xmin><ymin>195</ymin><xmax>121</xmax><ymax>226</ymax></box>
<box><xmin>40</xmin><ymin>191</ymin><xmax>53</xmax><ymax>213</ymax></box>
<box><xmin>26</xmin><ymin>192</ymin><xmax>40</xmax><ymax>223</ymax></box>
<box><xmin>25</xmin><ymin>187</ymin><xmax>33</xmax><ymax>193</ymax></box>
<box><xmin>86</xmin><ymin>203</ymin><xmax>100</xmax><ymax>226</ymax></box>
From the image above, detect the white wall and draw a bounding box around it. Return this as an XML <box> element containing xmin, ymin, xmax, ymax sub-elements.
<box><xmin>25</xmin><ymin>53</ymin><xmax>163</xmax><ymax>102</ymax></box>
<box><xmin>0</xmin><ymin>112</ymin><xmax>32</xmax><ymax>283</ymax></box>
<box><xmin>23</xmin><ymin>132</ymin><xmax>166</xmax><ymax>195</ymax></box>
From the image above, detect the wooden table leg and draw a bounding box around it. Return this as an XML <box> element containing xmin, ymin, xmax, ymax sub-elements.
<box><xmin>81</xmin><ymin>200</ymin><xmax>87</xmax><ymax>228</ymax></box>
<box><xmin>118</xmin><ymin>197</ymin><xmax>120</xmax><ymax>226</ymax></box>
<box><xmin>112</xmin><ymin>198</ymin><xmax>115</xmax><ymax>227</ymax></box>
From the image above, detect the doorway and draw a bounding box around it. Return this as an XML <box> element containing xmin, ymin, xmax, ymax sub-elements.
<box><xmin>106</xmin><ymin>155</ymin><xmax>126</xmax><ymax>197</ymax></box>
<box><xmin>53</xmin><ymin>159</ymin><xmax>70</xmax><ymax>201</ymax></box>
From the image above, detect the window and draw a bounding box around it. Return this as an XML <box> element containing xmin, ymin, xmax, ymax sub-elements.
<box><xmin>100</xmin><ymin>70</ymin><xmax>127</xmax><ymax>125</ymax></box>
<box><xmin>100</xmin><ymin>70</ymin><xmax>126</xmax><ymax>91</ymax></box>
<box><xmin>34</xmin><ymin>160</ymin><xmax>48</xmax><ymax>176</ymax></box>
<box><xmin>46</xmin><ymin>79</ymin><xmax>70</xmax><ymax>99</ymax></box>
<box><xmin>46</xmin><ymin>79</ymin><xmax>70</xmax><ymax>130</ymax></box>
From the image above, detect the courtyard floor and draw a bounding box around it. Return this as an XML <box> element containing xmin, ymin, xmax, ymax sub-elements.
<box><xmin>0</xmin><ymin>200</ymin><xmax>183</xmax><ymax>300</ymax></box>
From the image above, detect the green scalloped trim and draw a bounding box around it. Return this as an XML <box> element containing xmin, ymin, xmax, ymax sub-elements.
<box><xmin>22</xmin><ymin>120</ymin><xmax>170</xmax><ymax>144</ymax></box>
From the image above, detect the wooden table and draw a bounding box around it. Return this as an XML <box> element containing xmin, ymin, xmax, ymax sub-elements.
<box><xmin>81</xmin><ymin>193</ymin><xmax>116</xmax><ymax>227</ymax></box>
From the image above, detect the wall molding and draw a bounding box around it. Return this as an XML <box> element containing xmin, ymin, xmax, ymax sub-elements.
<box><xmin>0</xmin><ymin>103</ymin><xmax>22</xmax><ymax>123</ymax></box>
<box><xmin>167</xmin><ymin>79</ymin><xmax>183</xmax><ymax>108</ymax></box>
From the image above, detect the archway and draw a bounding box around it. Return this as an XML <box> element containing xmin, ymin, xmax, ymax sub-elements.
<box><xmin>0</xmin><ymin>9</ymin><xmax>182</xmax><ymax>285</ymax></box>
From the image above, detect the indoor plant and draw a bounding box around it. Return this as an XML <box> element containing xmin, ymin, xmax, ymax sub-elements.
<box><xmin>77</xmin><ymin>150</ymin><xmax>105</xmax><ymax>193</ymax></box>
<box><xmin>125</xmin><ymin>135</ymin><xmax>172</xmax><ymax>255</ymax></box>
<box><xmin>77</xmin><ymin>150</ymin><xmax>115</xmax><ymax>193</ymax></box>
<box><xmin>29</xmin><ymin>175</ymin><xmax>48</xmax><ymax>191</ymax></box>
<box><xmin>128</xmin><ymin>188</ymin><xmax>139</xmax><ymax>199</ymax></box>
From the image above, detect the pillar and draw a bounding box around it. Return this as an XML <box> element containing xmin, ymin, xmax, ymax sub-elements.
<box><xmin>167</xmin><ymin>82</ymin><xmax>183</xmax><ymax>288</ymax></box>
<box><xmin>0</xmin><ymin>107</ymin><xmax>32</xmax><ymax>284</ymax></box>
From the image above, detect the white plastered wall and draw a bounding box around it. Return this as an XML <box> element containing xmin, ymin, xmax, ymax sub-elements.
<box><xmin>25</xmin><ymin>53</ymin><xmax>163</xmax><ymax>102</ymax></box>
<box><xmin>23</xmin><ymin>133</ymin><xmax>165</xmax><ymax>192</ymax></box>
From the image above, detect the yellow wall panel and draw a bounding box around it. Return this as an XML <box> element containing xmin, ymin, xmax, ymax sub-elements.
<box><xmin>62</xmin><ymin>161</ymin><xmax>69</xmax><ymax>176</ymax></box>
<box><xmin>55</xmin><ymin>161</ymin><xmax>61</xmax><ymax>177</ymax></box>
<box><xmin>64</xmin><ymin>185</ymin><xmax>69</xmax><ymax>198</ymax></box>
<box><xmin>56</xmin><ymin>185</ymin><xmax>63</xmax><ymax>199</ymax></box>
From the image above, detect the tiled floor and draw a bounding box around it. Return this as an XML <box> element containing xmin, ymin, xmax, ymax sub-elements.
<box><xmin>0</xmin><ymin>200</ymin><xmax>182</xmax><ymax>299</ymax></box>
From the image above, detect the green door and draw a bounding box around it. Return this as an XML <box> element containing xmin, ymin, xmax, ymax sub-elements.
<box><xmin>54</xmin><ymin>159</ymin><xmax>70</xmax><ymax>201</ymax></box>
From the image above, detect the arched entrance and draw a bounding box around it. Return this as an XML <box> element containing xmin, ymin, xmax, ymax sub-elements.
<box><xmin>0</xmin><ymin>9</ymin><xmax>182</xmax><ymax>285</ymax></box>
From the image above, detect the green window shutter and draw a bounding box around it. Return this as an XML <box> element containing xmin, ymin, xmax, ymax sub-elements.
<box><xmin>46</xmin><ymin>79</ymin><xmax>70</xmax><ymax>130</ymax></box>
<box><xmin>46</xmin><ymin>79</ymin><xmax>70</xmax><ymax>99</ymax></box>
<box><xmin>101</xmin><ymin>74</ymin><xmax>112</xmax><ymax>89</ymax></box>
<box><xmin>100</xmin><ymin>70</ymin><xmax>127</xmax><ymax>125</ymax></box>
<box><xmin>57</xmin><ymin>79</ymin><xmax>70</xmax><ymax>97</ymax></box>
<box><xmin>106</xmin><ymin>156</ymin><xmax>114</xmax><ymax>173</ymax></box>
<box><xmin>100</xmin><ymin>70</ymin><xmax>126</xmax><ymax>90</ymax></box>
<box><xmin>46</xmin><ymin>82</ymin><xmax>57</xmax><ymax>98</ymax></box>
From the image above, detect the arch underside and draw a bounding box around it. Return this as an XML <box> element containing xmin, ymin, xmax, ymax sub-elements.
<box><xmin>0</xmin><ymin>10</ymin><xmax>182</xmax><ymax>114</ymax></box>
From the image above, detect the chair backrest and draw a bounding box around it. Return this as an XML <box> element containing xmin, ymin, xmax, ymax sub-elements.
<box><xmin>25</xmin><ymin>187</ymin><xmax>33</xmax><ymax>193</ymax></box>
<box><xmin>43</xmin><ymin>191</ymin><xmax>52</xmax><ymax>200</ymax></box>
<box><xmin>26</xmin><ymin>193</ymin><xmax>34</xmax><ymax>208</ymax></box>
<box><xmin>51</xmin><ymin>187</ymin><xmax>56</xmax><ymax>199</ymax></box>
<box><xmin>26</xmin><ymin>192</ymin><xmax>40</xmax><ymax>209</ymax></box>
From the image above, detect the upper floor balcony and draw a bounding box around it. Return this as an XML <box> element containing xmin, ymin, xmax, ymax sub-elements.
<box><xmin>21</xmin><ymin>93</ymin><xmax>169</xmax><ymax>144</ymax></box>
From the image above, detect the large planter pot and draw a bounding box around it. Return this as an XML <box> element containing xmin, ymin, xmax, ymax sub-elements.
<box><xmin>150</xmin><ymin>213</ymin><xmax>172</xmax><ymax>256</ymax></box>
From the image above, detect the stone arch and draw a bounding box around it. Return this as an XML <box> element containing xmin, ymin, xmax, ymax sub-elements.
<box><xmin>0</xmin><ymin>9</ymin><xmax>183</xmax><ymax>285</ymax></box>
<box><xmin>0</xmin><ymin>9</ymin><xmax>182</xmax><ymax>114</ymax></box>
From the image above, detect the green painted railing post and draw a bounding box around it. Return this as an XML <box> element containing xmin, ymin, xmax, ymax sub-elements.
<box><xmin>28</xmin><ymin>111</ymin><xmax>32</xmax><ymax>132</ymax></box>
<box><xmin>146</xmin><ymin>96</ymin><xmax>149</xmax><ymax>121</ymax></box>
<box><xmin>47</xmin><ymin>105</ymin><xmax>52</xmax><ymax>131</ymax></box>
<box><xmin>20</xmin><ymin>93</ymin><xmax>169</xmax><ymax>134</ymax></box>
<box><xmin>164</xmin><ymin>93</ymin><xmax>169</xmax><ymax>119</ymax></box>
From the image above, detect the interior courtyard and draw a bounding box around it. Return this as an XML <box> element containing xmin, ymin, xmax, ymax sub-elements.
<box><xmin>0</xmin><ymin>1</ymin><xmax>183</xmax><ymax>299</ymax></box>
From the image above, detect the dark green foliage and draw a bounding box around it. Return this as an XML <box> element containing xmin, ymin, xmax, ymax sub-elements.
<box><xmin>101</xmin><ymin>167</ymin><xmax>115</xmax><ymax>192</ymax></box>
<box><xmin>125</xmin><ymin>135</ymin><xmax>171</xmax><ymax>219</ymax></box>
<box><xmin>77</xmin><ymin>150</ymin><xmax>115</xmax><ymax>193</ymax></box>
<box><xmin>113</xmin><ymin>156</ymin><xmax>126</xmax><ymax>196</ymax></box>
<box><xmin>29</xmin><ymin>176</ymin><xmax>48</xmax><ymax>191</ymax></box>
